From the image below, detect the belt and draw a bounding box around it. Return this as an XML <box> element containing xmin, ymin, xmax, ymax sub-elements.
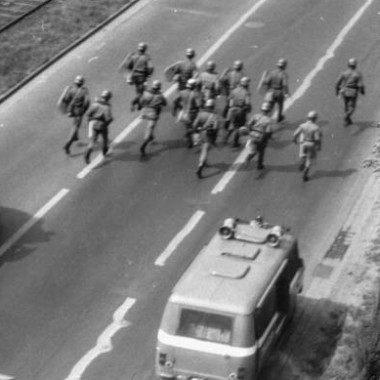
<box><xmin>303</xmin><ymin>139</ymin><xmax>315</xmax><ymax>142</ymax></box>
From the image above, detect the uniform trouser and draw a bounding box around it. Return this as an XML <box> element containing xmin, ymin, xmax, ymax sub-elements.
<box><xmin>133</xmin><ymin>75</ymin><xmax>148</xmax><ymax>96</ymax></box>
<box><xmin>299</xmin><ymin>142</ymin><xmax>317</xmax><ymax>169</ymax></box>
<box><xmin>343</xmin><ymin>95</ymin><xmax>357</xmax><ymax>122</ymax></box>
<box><xmin>246</xmin><ymin>138</ymin><xmax>267</xmax><ymax>167</ymax></box>
<box><xmin>65</xmin><ymin>114</ymin><xmax>84</xmax><ymax>149</ymax></box>
<box><xmin>199</xmin><ymin>141</ymin><xmax>211</xmax><ymax>167</ymax></box>
<box><xmin>267</xmin><ymin>91</ymin><xmax>285</xmax><ymax>121</ymax></box>
<box><xmin>85</xmin><ymin>126</ymin><xmax>109</xmax><ymax>159</ymax></box>
<box><xmin>140</xmin><ymin>119</ymin><xmax>157</xmax><ymax>151</ymax></box>
<box><xmin>225</xmin><ymin>107</ymin><xmax>247</xmax><ymax>145</ymax></box>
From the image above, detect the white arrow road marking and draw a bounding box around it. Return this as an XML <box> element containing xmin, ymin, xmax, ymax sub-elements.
<box><xmin>211</xmin><ymin>0</ymin><xmax>375</xmax><ymax>194</ymax></box>
<box><xmin>155</xmin><ymin>210</ymin><xmax>205</xmax><ymax>266</ymax></box>
<box><xmin>64</xmin><ymin>297</ymin><xmax>136</xmax><ymax>380</ymax></box>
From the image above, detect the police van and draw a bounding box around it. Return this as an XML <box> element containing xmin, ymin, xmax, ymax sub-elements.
<box><xmin>156</xmin><ymin>217</ymin><xmax>304</xmax><ymax>380</ymax></box>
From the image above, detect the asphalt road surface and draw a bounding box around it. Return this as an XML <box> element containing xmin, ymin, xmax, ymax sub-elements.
<box><xmin>0</xmin><ymin>0</ymin><xmax>379</xmax><ymax>379</ymax></box>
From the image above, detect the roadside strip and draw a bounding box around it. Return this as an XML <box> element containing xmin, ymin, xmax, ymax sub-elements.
<box><xmin>211</xmin><ymin>0</ymin><xmax>375</xmax><ymax>194</ymax></box>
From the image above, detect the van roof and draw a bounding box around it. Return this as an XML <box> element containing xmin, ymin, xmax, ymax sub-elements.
<box><xmin>170</xmin><ymin>219</ymin><xmax>297</xmax><ymax>316</ymax></box>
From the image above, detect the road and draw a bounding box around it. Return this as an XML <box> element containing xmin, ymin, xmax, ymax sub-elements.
<box><xmin>0</xmin><ymin>0</ymin><xmax>379</xmax><ymax>379</ymax></box>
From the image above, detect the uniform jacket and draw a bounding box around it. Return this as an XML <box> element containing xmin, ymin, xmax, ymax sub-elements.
<box><xmin>193</xmin><ymin>110</ymin><xmax>219</xmax><ymax>142</ymax></box>
<box><xmin>174</xmin><ymin>60</ymin><xmax>198</xmax><ymax>86</ymax></box>
<box><xmin>198</xmin><ymin>71</ymin><xmax>220</xmax><ymax>98</ymax></box>
<box><xmin>140</xmin><ymin>90</ymin><xmax>167</xmax><ymax>120</ymax></box>
<box><xmin>173</xmin><ymin>88</ymin><xmax>202</xmax><ymax>115</ymax></box>
<box><xmin>129</xmin><ymin>52</ymin><xmax>154</xmax><ymax>77</ymax></box>
<box><xmin>247</xmin><ymin>113</ymin><xmax>272</xmax><ymax>143</ymax></box>
<box><xmin>264</xmin><ymin>68</ymin><xmax>289</xmax><ymax>95</ymax></box>
<box><xmin>87</xmin><ymin>98</ymin><xmax>113</xmax><ymax>130</ymax></box>
<box><xmin>220</xmin><ymin>69</ymin><xmax>244</xmax><ymax>95</ymax></box>
<box><xmin>293</xmin><ymin>121</ymin><xmax>322</xmax><ymax>146</ymax></box>
<box><xmin>335</xmin><ymin>68</ymin><xmax>365</xmax><ymax>98</ymax></box>
<box><xmin>65</xmin><ymin>85</ymin><xmax>90</xmax><ymax>116</ymax></box>
<box><xmin>229</xmin><ymin>85</ymin><xmax>251</xmax><ymax>109</ymax></box>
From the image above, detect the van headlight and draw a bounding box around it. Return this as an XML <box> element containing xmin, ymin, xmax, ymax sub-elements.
<box><xmin>165</xmin><ymin>360</ymin><xmax>174</xmax><ymax>368</ymax></box>
<box><xmin>228</xmin><ymin>372</ymin><xmax>237</xmax><ymax>380</ymax></box>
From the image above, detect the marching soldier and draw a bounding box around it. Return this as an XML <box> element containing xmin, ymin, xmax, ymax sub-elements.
<box><xmin>220</xmin><ymin>60</ymin><xmax>246</xmax><ymax>119</ymax></box>
<box><xmin>139</xmin><ymin>80</ymin><xmax>167</xmax><ymax>157</ymax></box>
<box><xmin>244</xmin><ymin>102</ymin><xmax>273</xmax><ymax>170</ymax></box>
<box><xmin>198</xmin><ymin>60</ymin><xmax>220</xmax><ymax>104</ymax></box>
<box><xmin>58</xmin><ymin>75</ymin><xmax>90</xmax><ymax>155</ymax></box>
<box><xmin>224</xmin><ymin>76</ymin><xmax>251</xmax><ymax>147</ymax></box>
<box><xmin>164</xmin><ymin>48</ymin><xmax>198</xmax><ymax>91</ymax></box>
<box><xmin>119</xmin><ymin>42</ymin><xmax>154</xmax><ymax>110</ymax></box>
<box><xmin>84</xmin><ymin>90</ymin><xmax>113</xmax><ymax>164</ymax></box>
<box><xmin>335</xmin><ymin>58</ymin><xmax>365</xmax><ymax>126</ymax></box>
<box><xmin>262</xmin><ymin>58</ymin><xmax>289</xmax><ymax>122</ymax></box>
<box><xmin>192</xmin><ymin>99</ymin><xmax>220</xmax><ymax>178</ymax></box>
<box><xmin>172</xmin><ymin>78</ymin><xmax>202</xmax><ymax>148</ymax></box>
<box><xmin>293</xmin><ymin>110</ymin><xmax>322</xmax><ymax>182</ymax></box>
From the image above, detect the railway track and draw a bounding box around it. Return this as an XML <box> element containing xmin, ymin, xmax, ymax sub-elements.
<box><xmin>0</xmin><ymin>0</ymin><xmax>54</xmax><ymax>33</ymax></box>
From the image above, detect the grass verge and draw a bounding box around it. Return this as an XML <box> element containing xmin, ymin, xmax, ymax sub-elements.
<box><xmin>0</xmin><ymin>0</ymin><xmax>132</xmax><ymax>96</ymax></box>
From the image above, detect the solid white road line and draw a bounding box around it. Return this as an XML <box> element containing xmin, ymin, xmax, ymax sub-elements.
<box><xmin>0</xmin><ymin>188</ymin><xmax>70</xmax><ymax>258</ymax></box>
<box><xmin>0</xmin><ymin>374</ymin><xmax>14</xmax><ymax>380</ymax></box>
<box><xmin>77</xmin><ymin>0</ymin><xmax>271</xmax><ymax>179</ymax></box>
<box><xmin>64</xmin><ymin>297</ymin><xmax>136</xmax><ymax>380</ymax></box>
<box><xmin>155</xmin><ymin>210</ymin><xmax>205</xmax><ymax>266</ymax></box>
<box><xmin>211</xmin><ymin>0</ymin><xmax>375</xmax><ymax>194</ymax></box>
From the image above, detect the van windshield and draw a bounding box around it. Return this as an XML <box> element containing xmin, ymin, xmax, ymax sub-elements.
<box><xmin>177</xmin><ymin>309</ymin><xmax>233</xmax><ymax>344</ymax></box>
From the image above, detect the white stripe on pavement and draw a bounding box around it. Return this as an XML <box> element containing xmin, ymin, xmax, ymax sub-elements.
<box><xmin>64</xmin><ymin>297</ymin><xmax>136</xmax><ymax>380</ymax></box>
<box><xmin>0</xmin><ymin>188</ymin><xmax>70</xmax><ymax>258</ymax></box>
<box><xmin>155</xmin><ymin>210</ymin><xmax>205</xmax><ymax>266</ymax></box>
<box><xmin>0</xmin><ymin>374</ymin><xmax>14</xmax><ymax>380</ymax></box>
<box><xmin>76</xmin><ymin>0</ymin><xmax>271</xmax><ymax>179</ymax></box>
<box><xmin>211</xmin><ymin>0</ymin><xmax>375</xmax><ymax>194</ymax></box>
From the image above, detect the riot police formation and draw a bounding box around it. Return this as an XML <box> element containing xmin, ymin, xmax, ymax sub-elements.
<box><xmin>58</xmin><ymin>41</ymin><xmax>366</xmax><ymax>184</ymax></box>
<box><xmin>335</xmin><ymin>58</ymin><xmax>365</xmax><ymax>127</ymax></box>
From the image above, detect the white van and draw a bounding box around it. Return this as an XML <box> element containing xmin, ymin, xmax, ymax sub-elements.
<box><xmin>156</xmin><ymin>217</ymin><xmax>304</xmax><ymax>380</ymax></box>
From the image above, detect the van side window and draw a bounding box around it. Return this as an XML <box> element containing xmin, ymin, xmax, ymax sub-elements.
<box><xmin>254</xmin><ymin>286</ymin><xmax>277</xmax><ymax>339</ymax></box>
<box><xmin>177</xmin><ymin>309</ymin><xmax>233</xmax><ymax>344</ymax></box>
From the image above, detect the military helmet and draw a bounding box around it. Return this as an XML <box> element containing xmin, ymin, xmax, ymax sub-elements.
<box><xmin>348</xmin><ymin>58</ymin><xmax>357</xmax><ymax>68</ymax></box>
<box><xmin>206</xmin><ymin>60</ymin><xmax>216</xmax><ymax>71</ymax></box>
<box><xmin>307</xmin><ymin>110</ymin><xmax>318</xmax><ymax>121</ymax></box>
<box><xmin>205</xmin><ymin>99</ymin><xmax>215</xmax><ymax>109</ymax></box>
<box><xmin>233</xmin><ymin>60</ymin><xmax>243</xmax><ymax>71</ymax></box>
<box><xmin>138</xmin><ymin>42</ymin><xmax>148</xmax><ymax>52</ymax></box>
<box><xmin>101</xmin><ymin>89</ymin><xmax>112</xmax><ymax>100</ymax></box>
<box><xmin>261</xmin><ymin>102</ymin><xmax>271</xmax><ymax>112</ymax></box>
<box><xmin>74</xmin><ymin>75</ymin><xmax>84</xmax><ymax>85</ymax></box>
<box><xmin>277</xmin><ymin>58</ymin><xmax>287</xmax><ymax>69</ymax></box>
<box><xmin>186</xmin><ymin>48</ymin><xmax>195</xmax><ymax>58</ymax></box>
<box><xmin>240</xmin><ymin>76</ymin><xmax>250</xmax><ymax>87</ymax></box>
<box><xmin>186</xmin><ymin>78</ymin><xmax>197</xmax><ymax>89</ymax></box>
<box><xmin>151</xmin><ymin>80</ymin><xmax>161</xmax><ymax>90</ymax></box>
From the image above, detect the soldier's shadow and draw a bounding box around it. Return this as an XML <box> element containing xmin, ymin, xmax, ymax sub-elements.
<box><xmin>312</xmin><ymin>168</ymin><xmax>357</xmax><ymax>180</ymax></box>
<box><xmin>201</xmin><ymin>162</ymin><xmax>231</xmax><ymax>179</ymax></box>
<box><xmin>349</xmin><ymin>120</ymin><xmax>376</xmax><ymax>136</ymax></box>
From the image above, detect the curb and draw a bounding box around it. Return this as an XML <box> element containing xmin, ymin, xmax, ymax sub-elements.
<box><xmin>0</xmin><ymin>0</ymin><xmax>140</xmax><ymax>104</ymax></box>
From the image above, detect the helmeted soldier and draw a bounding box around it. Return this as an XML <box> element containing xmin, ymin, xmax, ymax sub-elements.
<box><xmin>139</xmin><ymin>80</ymin><xmax>167</xmax><ymax>157</ymax></box>
<box><xmin>164</xmin><ymin>48</ymin><xmax>198</xmax><ymax>91</ymax></box>
<box><xmin>198</xmin><ymin>60</ymin><xmax>220</xmax><ymax>104</ymax></box>
<box><xmin>59</xmin><ymin>75</ymin><xmax>90</xmax><ymax>155</ymax></box>
<box><xmin>172</xmin><ymin>78</ymin><xmax>202</xmax><ymax>148</ymax></box>
<box><xmin>220</xmin><ymin>60</ymin><xmax>246</xmax><ymax>119</ymax></box>
<box><xmin>119</xmin><ymin>42</ymin><xmax>154</xmax><ymax>109</ymax></box>
<box><xmin>293</xmin><ymin>110</ymin><xmax>322</xmax><ymax>182</ymax></box>
<box><xmin>244</xmin><ymin>102</ymin><xmax>273</xmax><ymax>170</ymax></box>
<box><xmin>335</xmin><ymin>58</ymin><xmax>365</xmax><ymax>126</ymax></box>
<box><xmin>224</xmin><ymin>76</ymin><xmax>252</xmax><ymax>147</ymax></box>
<box><xmin>192</xmin><ymin>99</ymin><xmax>220</xmax><ymax>178</ymax></box>
<box><xmin>263</xmin><ymin>58</ymin><xmax>289</xmax><ymax>122</ymax></box>
<box><xmin>84</xmin><ymin>90</ymin><xmax>113</xmax><ymax>164</ymax></box>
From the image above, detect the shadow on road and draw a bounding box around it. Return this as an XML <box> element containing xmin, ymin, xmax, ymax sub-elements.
<box><xmin>0</xmin><ymin>206</ymin><xmax>53</xmax><ymax>265</ymax></box>
<box><xmin>260</xmin><ymin>296</ymin><xmax>348</xmax><ymax>380</ymax></box>
<box><xmin>349</xmin><ymin>120</ymin><xmax>376</xmax><ymax>136</ymax></box>
<box><xmin>312</xmin><ymin>168</ymin><xmax>357</xmax><ymax>180</ymax></box>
